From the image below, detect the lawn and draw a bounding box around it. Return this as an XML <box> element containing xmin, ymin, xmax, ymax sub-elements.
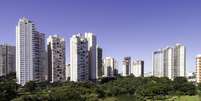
<box><xmin>103</xmin><ymin>95</ymin><xmax>136</xmax><ymax>101</ymax></box>
<box><xmin>103</xmin><ymin>95</ymin><xmax>201</xmax><ymax>101</ymax></box>
<box><xmin>173</xmin><ymin>95</ymin><xmax>200</xmax><ymax>101</ymax></box>
<box><xmin>103</xmin><ymin>95</ymin><xmax>145</xmax><ymax>101</ymax></box>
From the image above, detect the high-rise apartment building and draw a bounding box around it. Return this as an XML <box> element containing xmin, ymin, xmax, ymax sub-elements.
<box><xmin>174</xmin><ymin>44</ymin><xmax>186</xmax><ymax>77</ymax></box>
<box><xmin>152</xmin><ymin>44</ymin><xmax>186</xmax><ymax>79</ymax></box>
<box><xmin>113</xmin><ymin>59</ymin><xmax>118</xmax><ymax>77</ymax></box>
<box><xmin>132</xmin><ymin>60</ymin><xmax>144</xmax><ymax>77</ymax></box>
<box><xmin>97</xmin><ymin>46</ymin><xmax>103</xmax><ymax>78</ymax></box>
<box><xmin>16</xmin><ymin>17</ymin><xmax>46</xmax><ymax>85</ymax></box>
<box><xmin>0</xmin><ymin>44</ymin><xmax>15</xmax><ymax>76</ymax></box>
<box><xmin>47</xmin><ymin>35</ymin><xmax>66</xmax><ymax>83</ymax></box>
<box><xmin>164</xmin><ymin>47</ymin><xmax>174</xmax><ymax>79</ymax></box>
<box><xmin>196</xmin><ymin>55</ymin><xmax>201</xmax><ymax>83</ymax></box>
<box><xmin>70</xmin><ymin>34</ymin><xmax>89</xmax><ymax>82</ymax></box>
<box><xmin>153</xmin><ymin>49</ymin><xmax>164</xmax><ymax>77</ymax></box>
<box><xmin>33</xmin><ymin>32</ymin><xmax>46</xmax><ymax>81</ymax></box>
<box><xmin>85</xmin><ymin>32</ymin><xmax>97</xmax><ymax>80</ymax></box>
<box><xmin>66</xmin><ymin>64</ymin><xmax>71</xmax><ymax>80</ymax></box>
<box><xmin>122</xmin><ymin>57</ymin><xmax>131</xmax><ymax>76</ymax></box>
<box><xmin>103</xmin><ymin>57</ymin><xmax>116</xmax><ymax>77</ymax></box>
<box><xmin>16</xmin><ymin>17</ymin><xmax>34</xmax><ymax>85</ymax></box>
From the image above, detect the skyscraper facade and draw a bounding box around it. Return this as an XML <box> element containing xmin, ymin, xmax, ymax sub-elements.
<box><xmin>16</xmin><ymin>17</ymin><xmax>34</xmax><ymax>85</ymax></box>
<box><xmin>66</xmin><ymin>64</ymin><xmax>71</xmax><ymax>80</ymax></box>
<box><xmin>122</xmin><ymin>57</ymin><xmax>131</xmax><ymax>76</ymax></box>
<box><xmin>132</xmin><ymin>60</ymin><xmax>144</xmax><ymax>77</ymax></box>
<box><xmin>0</xmin><ymin>44</ymin><xmax>15</xmax><ymax>76</ymax></box>
<box><xmin>113</xmin><ymin>59</ymin><xmax>119</xmax><ymax>77</ymax></box>
<box><xmin>47</xmin><ymin>35</ymin><xmax>66</xmax><ymax>83</ymax></box>
<box><xmin>196</xmin><ymin>55</ymin><xmax>201</xmax><ymax>83</ymax></box>
<box><xmin>97</xmin><ymin>46</ymin><xmax>103</xmax><ymax>78</ymax></box>
<box><xmin>103</xmin><ymin>57</ymin><xmax>116</xmax><ymax>77</ymax></box>
<box><xmin>16</xmin><ymin>17</ymin><xmax>46</xmax><ymax>85</ymax></box>
<box><xmin>70</xmin><ymin>34</ymin><xmax>89</xmax><ymax>82</ymax></box>
<box><xmin>85</xmin><ymin>32</ymin><xmax>97</xmax><ymax>80</ymax></box>
<box><xmin>164</xmin><ymin>47</ymin><xmax>174</xmax><ymax>79</ymax></box>
<box><xmin>33</xmin><ymin>32</ymin><xmax>46</xmax><ymax>81</ymax></box>
<box><xmin>152</xmin><ymin>44</ymin><xmax>186</xmax><ymax>79</ymax></box>
<box><xmin>174</xmin><ymin>44</ymin><xmax>186</xmax><ymax>77</ymax></box>
<box><xmin>153</xmin><ymin>49</ymin><xmax>164</xmax><ymax>77</ymax></box>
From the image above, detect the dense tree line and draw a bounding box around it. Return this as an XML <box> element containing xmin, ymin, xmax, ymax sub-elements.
<box><xmin>0</xmin><ymin>73</ymin><xmax>199</xmax><ymax>101</ymax></box>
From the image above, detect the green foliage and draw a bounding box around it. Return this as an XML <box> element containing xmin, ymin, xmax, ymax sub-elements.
<box><xmin>12</xmin><ymin>95</ymin><xmax>49</xmax><ymax>101</ymax></box>
<box><xmin>0</xmin><ymin>73</ymin><xmax>19</xmax><ymax>101</ymax></box>
<box><xmin>100</xmin><ymin>76</ymin><xmax>196</xmax><ymax>100</ymax></box>
<box><xmin>49</xmin><ymin>87</ymin><xmax>84</xmax><ymax>101</ymax></box>
<box><xmin>197</xmin><ymin>83</ymin><xmax>201</xmax><ymax>91</ymax></box>
<box><xmin>24</xmin><ymin>81</ymin><xmax>37</xmax><ymax>92</ymax></box>
<box><xmin>0</xmin><ymin>73</ymin><xmax>199</xmax><ymax>101</ymax></box>
<box><xmin>173</xmin><ymin>77</ymin><xmax>196</xmax><ymax>95</ymax></box>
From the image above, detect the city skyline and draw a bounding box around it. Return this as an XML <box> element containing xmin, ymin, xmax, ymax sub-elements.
<box><xmin>1</xmin><ymin>0</ymin><xmax>201</xmax><ymax>73</ymax></box>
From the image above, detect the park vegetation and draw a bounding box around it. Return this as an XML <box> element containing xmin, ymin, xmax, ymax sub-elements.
<box><xmin>0</xmin><ymin>73</ymin><xmax>200</xmax><ymax>101</ymax></box>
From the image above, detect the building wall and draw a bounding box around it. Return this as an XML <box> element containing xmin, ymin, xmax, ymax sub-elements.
<box><xmin>196</xmin><ymin>55</ymin><xmax>201</xmax><ymax>83</ymax></box>
<box><xmin>132</xmin><ymin>60</ymin><xmax>144</xmax><ymax>77</ymax></box>
<box><xmin>85</xmin><ymin>33</ymin><xmax>97</xmax><ymax>80</ymax></box>
<box><xmin>47</xmin><ymin>35</ymin><xmax>66</xmax><ymax>83</ymax></box>
<box><xmin>113</xmin><ymin>59</ymin><xmax>118</xmax><ymax>77</ymax></box>
<box><xmin>32</xmin><ymin>32</ymin><xmax>46</xmax><ymax>81</ymax></box>
<box><xmin>152</xmin><ymin>44</ymin><xmax>186</xmax><ymax>79</ymax></box>
<box><xmin>16</xmin><ymin>18</ymin><xmax>47</xmax><ymax>85</ymax></box>
<box><xmin>0</xmin><ymin>45</ymin><xmax>15</xmax><ymax>76</ymax></box>
<box><xmin>70</xmin><ymin>34</ymin><xmax>89</xmax><ymax>82</ymax></box>
<box><xmin>66</xmin><ymin>64</ymin><xmax>71</xmax><ymax>80</ymax></box>
<box><xmin>16</xmin><ymin>17</ymin><xmax>34</xmax><ymax>85</ymax></box>
<box><xmin>122</xmin><ymin>57</ymin><xmax>131</xmax><ymax>76</ymax></box>
<box><xmin>103</xmin><ymin>57</ymin><xmax>115</xmax><ymax>77</ymax></box>
<box><xmin>97</xmin><ymin>46</ymin><xmax>103</xmax><ymax>78</ymax></box>
<box><xmin>174</xmin><ymin>44</ymin><xmax>186</xmax><ymax>77</ymax></box>
<box><xmin>164</xmin><ymin>47</ymin><xmax>174</xmax><ymax>79</ymax></box>
<box><xmin>153</xmin><ymin>49</ymin><xmax>164</xmax><ymax>77</ymax></box>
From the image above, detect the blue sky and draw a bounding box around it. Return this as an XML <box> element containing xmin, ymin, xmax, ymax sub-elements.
<box><xmin>0</xmin><ymin>0</ymin><xmax>201</xmax><ymax>73</ymax></box>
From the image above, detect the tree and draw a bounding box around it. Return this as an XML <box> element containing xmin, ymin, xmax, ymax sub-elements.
<box><xmin>198</xmin><ymin>83</ymin><xmax>201</xmax><ymax>91</ymax></box>
<box><xmin>49</xmin><ymin>87</ymin><xmax>84</xmax><ymax>101</ymax></box>
<box><xmin>24</xmin><ymin>81</ymin><xmax>37</xmax><ymax>92</ymax></box>
<box><xmin>0</xmin><ymin>79</ymin><xmax>18</xmax><ymax>101</ymax></box>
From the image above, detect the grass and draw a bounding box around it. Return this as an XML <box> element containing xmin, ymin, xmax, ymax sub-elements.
<box><xmin>103</xmin><ymin>95</ymin><xmax>201</xmax><ymax>101</ymax></box>
<box><xmin>103</xmin><ymin>97</ymin><xmax>118</xmax><ymax>101</ymax></box>
<box><xmin>173</xmin><ymin>95</ymin><xmax>200</xmax><ymax>101</ymax></box>
<box><xmin>102</xmin><ymin>95</ymin><xmax>135</xmax><ymax>101</ymax></box>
